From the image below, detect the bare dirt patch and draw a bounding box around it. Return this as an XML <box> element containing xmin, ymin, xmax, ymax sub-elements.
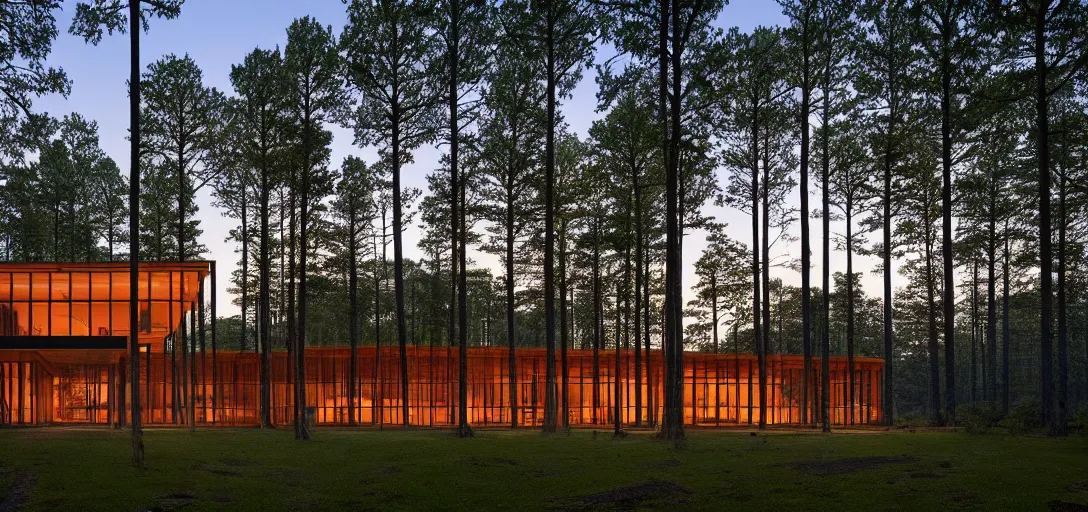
<box><xmin>1068</xmin><ymin>481</ymin><xmax>1088</xmax><ymax>494</ymax></box>
<box><xmin>944</xmin><ymin>489</ymin><xmax>977</xmax><ymax>503</ymax></box>
<box><xmin>1048</xmin><ymin>501</ymin><xmax>1088</xmax><ymax>512</ymax></box>
<box><xmin>552</xmin><ymin>480</ymin><xmax>693</xmax><ymax>510</ymax></box>
<box><xmin>373</xmin><ymin>465</ymin><xmax>400</xmax><ymax>476</ymax></box>
<box><xmin>462</xmin><ymin>456</ymin><xmax>520</xmax><ymax>468</ymax></box>
<box><xmin>192</xmin><ymin>463</ymin><xmax>242</xmax><ymax>477</ymax></box>
<box><xmin>790</xmin><ymin>456</ymin><xmax>918</xmax><ymax>476</ymax></box>
<box><xmin>148</xmin><ymin>492</ymin><xmax>197</xmax><ymax>511</ymax></box>
<box><xmin>0</xmin><ymin>471</ymin><xmax>37</xmax><ymax>512</ymax></box>
<box><xmin>218</xmin><ymin>458</ymin><xmax>253</xmax><ymax>467</ymax></box>
<box><xmin>651</xmin><ymin>459</ymin><xmax>682</xmax><ymax>468</ymax></box>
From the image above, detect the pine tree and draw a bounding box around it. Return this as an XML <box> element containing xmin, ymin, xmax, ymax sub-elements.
<box><xmin>856</xmin><ymin>0</ymin><xmax>921</xmax><ymax>426</ymax></box>
<box><xmin>434</xmin><ymin>0</ymin><xmax>492</xmax><ymax>439</ymax></box>
<box><xmin>70</xmin><ymin>0</ymin><xmax>184</xmax><ymax>468</ymax></box>
<box><xmin>330</xmin><ymin>156</ymin><xmax>376</xmax><ymax>427</ymax></box>
<box><xmin>514</xmin><ymin>0</ymin><xmax>597</xmax><ymax>433</ymax></box>
<box><xmin>344</xmin><ymin>0</ymin><xmax>441</xmax><ymax>427</ymax></box>
<box><xmin>589</xmin><ymin>81</ymin><xmax>658</xmax><ymax>427</ymax></box>
<box><xmin>478</xmin><ymin>7</ymin><xmax>545</xmax><ymax>425</ymax></box>
<box><xmin>285</xmin><ymin>15</ymin><xmax>343</xmax><ymax>440</ymax></box>
<box><xmin>140</xmin><ymin>53</ymin><xmax>221</xmax><ymax>430</ymax></box>
<box><xmin>229</xmin><ymin>47</ymin><xmax>291</xmax><ymax>429</ymax></box>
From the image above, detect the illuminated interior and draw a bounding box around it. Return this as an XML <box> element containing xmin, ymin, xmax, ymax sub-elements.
<box><xmin>0</xmin><ymin>262</ymin><xmax>883</xmax><ymax>428</ymax></box>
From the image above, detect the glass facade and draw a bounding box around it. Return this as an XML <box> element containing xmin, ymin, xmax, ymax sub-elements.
<box><xmin>0</xmin><ymin>263</ymin><xmax>207</xmax><ymax>348</ymax></box>
<box><xmin>0</xmin><ymin>262</ymin><xmax>884</xmax><ymax>428</ymax></box>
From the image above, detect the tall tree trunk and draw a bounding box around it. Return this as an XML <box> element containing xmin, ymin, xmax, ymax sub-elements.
<box><xmin>662</xmin><ymin>0</ymin><xmax>685</xmax><ymax>441</ymax></box>
<box><xmin>1033</xmin><ymin>2</ymin><xmax>1055</xmax><ymax>433</ymax></box>
<box><xmin>449</xmin><ymin>1</ymin><xmax>472</xmax><ymax>438</ymax></box>
<box><xmin>178</xmin><ymin>129</ymin><xmax>193</xmax><ymax>433</ymax></box>
<box><xmin>651</xmin><ymin>0</ymin><xmax>668</xmax><ymax>432</ymax></box>
<box><xmin>846</xmin><ymin>205</ymin><xmax>855</xmax><ymax>425</ymax></box>
<box><xmin>592</xmin><ymin>220</ymin><xmax>601</xmax><ymax>424</ymax></box>
<box><xmin>711</xmin><ymin>276</ymin><xmax>719</xmax><ymax>354</ymax></box>
<box><xmin>1002</xmin><ymin>221</ymin><xmax>1010</xmax><ymax>413</ymax></box>
<box><xmin>644</xmin><ymin>247</ymin><xmax>653</xmax><ymax>427</ymax></box>
<box><xmin>560</xmin><ymin>220</ymin><xmax>569</xmax><ymax>428</ymax></box>
<box><xmin>798</xmin><ymin>3</ymin><xmax>813</xmax><ymax>428</ymax></box>
<box><xmin>926</xmin><ymin>218</ymin><xmax>941</xmax><ymax>425</ymax></box>
<box><xmin>614</xmin><ymin>273</ymin><xmax>623</xmax><ymax>436</ymax></box>
<box><xmin>987</xmin><ymin>178</ymin><xmax>998</xmax><ymax>403</ymax></box>
<box><xmin>820</xmin><ymin>99</ymin><xmax>831</xmax><ymax>433</ymax></box>
<box><xmin>349</xmin><ymin>207</ymin><xmax>358</xmax><ymax>427</ymax></box>
<box><xmin>882</xmin><ymin>120</ymin><xmax>895</xmax><ymax>426</ymax></box>
<box><xmin>296</xmin><ymin>108</ymin><xmax>311</xmax><ymax>440</ymax></box>
<box><xmin>974</xmin><ymin>263</ymin><xmax>983</xmax><ymax>402</ymax></box>
<box><xmin>128</xmin><ymin>1</ymin><xmax>144</xmax><ymax>466</ymax></box>
<box><xmin>506</xmin><ymin>186</ymin><xmax>517</xmax><ymax>428</ymax></box>
<box><xmin>242</xmin><ymin>188</ymin><xmax>249</xmax><ymax>354</ymax></box>
<box><xmin>374</xmin><ymin>232</ymin><xmax>383</xmax><ymax>426</ymax></box>
<box><xmin>542</xmin><ymin>2</ymin><xmax>558</xmax><ymax>434</ymax></box>
<box><xmin>750</xmin><ymin>127</ymin><xmax>762</xmax><ymax>432</ymax></box>
<box><xmin>633</xmin><ymin>171</ymin><xmax>643</xmax><ymax>427</ymax></box>
<box><xmin>287</xmin><ymin>181</ymin><xmax>296</xmax><ymax>411</ymax></box>
<box><xmin>939</xmin><ymin>13</ymin><xmax>956</xmax><ymax>425</ymax></box>
<box><xmin>259</xmin><ymin>156</ymin><xmax>272</xmax><ymax>428</ymax></box>
<box><xmin>1057</xmin><ymin>149</ymin><xmax>1068</xmax><ymax>433</ymax></box>
<box><xmin>457</xmin><ymin>107</ymin><xmax>471</xmax><ymax>437</ymax></box>
<box><xmin>760</xmin><ymin>132</ymin><xmax>771</xmax><ymax>431</ymax></box>
<box><xmin>972</xmin><ymin>260</ymin><xmax>979</xmax><ymax>402</ymax></box>
<box><xmin>390</xmin><ymin>77</ymin><xmax>411</xmax><ymax>427</ymax></box>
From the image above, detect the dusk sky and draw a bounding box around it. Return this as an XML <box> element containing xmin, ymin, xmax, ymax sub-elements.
<box><xmin>35</xmin><ymin>0</ymin><xmax>902</xmax><ymax>319</ymax></box>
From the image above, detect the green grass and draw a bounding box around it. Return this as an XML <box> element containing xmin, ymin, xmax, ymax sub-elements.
<box><xmin>1</xmin><ymin>427</ymin><xmax>1086</xmax><ymax>511</ymax></box>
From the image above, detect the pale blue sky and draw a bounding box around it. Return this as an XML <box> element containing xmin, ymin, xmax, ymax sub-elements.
<box><xmin>35</xmin><ymin>0</ymin><xmax>898</xmax><ymax>319</ymax></box>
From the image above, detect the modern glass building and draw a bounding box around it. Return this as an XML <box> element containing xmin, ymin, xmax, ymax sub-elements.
<box><xmin>0</xmin><ymin>262</ymin><xmax>883</xmax><ymax>427</ymax></box>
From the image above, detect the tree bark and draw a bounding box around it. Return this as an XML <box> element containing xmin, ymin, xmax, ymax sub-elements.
<box><xmin>391</xmin><ymin>79</ymin><xmax>410</xmax><ymax>428</ymax></box>
<box><xmin>633</xmin><ymin>163</ymin><xmax>643</xmax><ymax>427</ymax></box>
<box><xmin>750</xmin><ymin>118</ymin><xmax>762</xmax><ymax>432</ymax></box>
<box><xmin>1033</xmin><ymin>1</ymin><xmax>1055</xmax><ymax>433</ymax></box>
<box><xmin>820</xmin><ymin>97</ymin><xmax>831</xmax><ymax>433</ymax></box>
<box><xmin>506</xmin><ymin>180</ymin><xmax>517</xmax><ymax>428</ymax></box>
<box><xmin>349</xmin><ymin>203</ymin><xmax>358</xmax><ymax>426</ymax></box>
<box><xmin>560</xmin><ymin>220</ymin><xmax>569</xmax><ymax>428</ymax></box>
<box><xmin>128</xmin><ymin>0</ymin><xmax>144</xmax><ymax>467</ymax></box>
<box><xmin>987</xmin><ymin>175</ymin><xmax>997</xmax><ymax>403</ymax></box>
<box><xmin>760</xmin><ymin>131</ymin><xmax>771</xmax><ymax>431</ymax></box>
<box><xmin>846</xmin><ymin>204</ymin><xmax>855</xmax><ymax>425</ymax></box>
<box><xmin>1056</xmin><ymin>141</ymin><xmax>1068</xmax><ymax>433</ymax></box>
<box><xmin>296</xmin><ymin>91</ymin><xmax>312</xmax><ymax>441</ymax></box>
<box><xmin>1002</xmin><ymin>220</ymin><xmax>1010</xmax><ymax>413</ymax></box>
<box><xmin>662</xmin><ymin>0</ymin><xmax>685</xmax><ymax>441</ymax></box>
<box><xmin>542</xmin><ymin>1</ymin><xmax>559</xmax><ymax>434</ymax></box>
<box><xmin>798</xmin><ymin>1</ymin><xmax>813</xmax><ymax>428</ymax></box>
<box><xmin>926</xmin><ymin>203</ymin><xmax>941</xmax><ymax>426</ymax></box>
<box><xmin>449</xmin><ymin>0</ymin><xmax>472</xmax><ymax>438</ymax></box>
<box><xmin>939</xmin><ymin>10</ymin><xmax>956</xmax><ymax>424</ymax></box>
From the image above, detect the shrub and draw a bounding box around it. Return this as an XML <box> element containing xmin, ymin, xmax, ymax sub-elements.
<box><xmin>1070</xmin><ymin>408</ymin><xmax>1088</xmax><ymax>434</ymax></box>
<box><xmin>959</xmin><ymin>402</ymin><xmax>1003</xmax><ymax>434</ymax></box>
<box><xmin>1002</xmin><ymin>401</ymin><xmax>1043</xmax><ymax>435</ymax></box>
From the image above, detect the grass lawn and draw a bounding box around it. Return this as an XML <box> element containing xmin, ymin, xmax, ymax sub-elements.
<box><xmin>1</xmin><ymin>426</ymin><xmax>1087</xmax><ymax>511</ymax></box>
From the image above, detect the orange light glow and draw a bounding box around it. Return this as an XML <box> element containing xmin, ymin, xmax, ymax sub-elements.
<box><xmin>3</xmin><ymin>346</ymin><xmax>883</xmax><ymax>427</ymax></box>
<box><xmin>0</xmin><ymin>262</ymin><xmax>883</xmax><ymax>428</ymax></box>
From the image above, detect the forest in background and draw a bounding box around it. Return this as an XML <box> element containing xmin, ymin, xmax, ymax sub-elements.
<box><xmin>0</xmin><ymin>0</ymin><xmax>1086</xmax><ymax>440</ymax></box>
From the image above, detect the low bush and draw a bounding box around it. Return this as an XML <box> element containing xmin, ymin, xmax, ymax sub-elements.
<box><xmin>959</xmin><ymin>402</ymin><xmax>1003</xmax><ymax>434</ymax></box>
<box><xmin>1002</xmin><ymin>401</ymin><xmax>1043</xmax><ymax>435</ymax></box>
<box><xmin>1070</xmin><ymin>408</ymin><xmax>1088</xmax><ymax>434</ymax></box>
